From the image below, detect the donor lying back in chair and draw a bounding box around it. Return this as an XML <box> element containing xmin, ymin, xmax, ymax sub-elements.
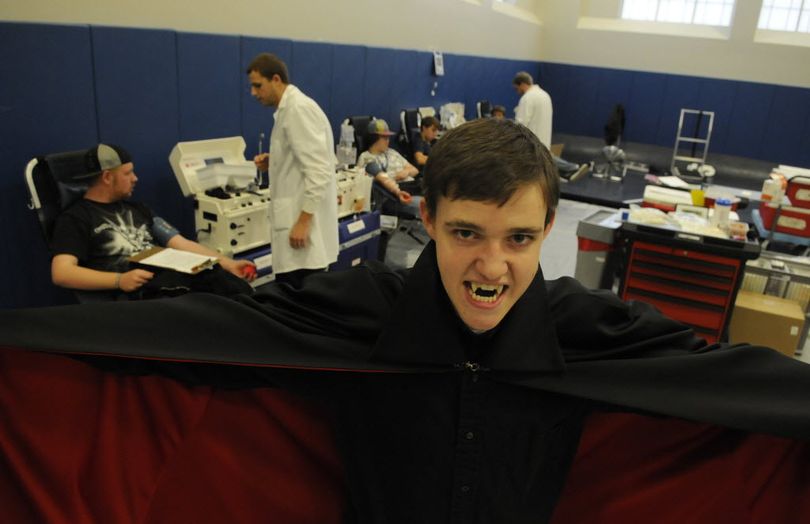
<box><xmin>49</xmin><ymin>144</ymin><xmax>255</xmax><ymax>299</ymax></box>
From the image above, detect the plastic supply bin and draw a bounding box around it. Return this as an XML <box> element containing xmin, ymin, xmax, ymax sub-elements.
<box><xmin>575</xmin><ymin>210</ymin><xmax>622</xmax><ymax>289</ymax></box>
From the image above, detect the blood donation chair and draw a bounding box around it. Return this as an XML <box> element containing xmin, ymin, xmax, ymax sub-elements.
<box><xmin>24</xmin><ymin>149</ymin><xmax>131</xmax><ymax>302</ymax></box>
<box><xmin>25</xmin><ymin>149</ymin><xmax>92</xmax><ymax>243</ymax></box>
<box><xmin>344</xmin><ymin>115</ymin><xmax>374</xmax><ymax>157</ymax></box>
<box><xmin>24</xmin><ymin>149</ymin><xmax>125</xmax><ymax>302</ymax></box>
<box><xmin>345</xmin><ymin>114</ymin><xmax>425</xmax><ymax>262</ymax></box>
<box><xmin>398</xmin><ymin>108</ymin><xmax>421</xmax><ymax>164</ymax></box>
<box><xmin>476</xmin><ymin>100</ymin><xmax>492</xmax><ymax>119</ymax></box>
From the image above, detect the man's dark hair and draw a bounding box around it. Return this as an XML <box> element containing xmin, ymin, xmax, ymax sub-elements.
<box><xmin>246</xmin><ymin>53</ymin><xmax>289</xmax><ymax>84</ymax></box>
<box><xmin>422</xmin><ymin>119</ymin><xmax>559</xmax><ymax>227</ymax></box>
<box><xmin>421</xmin><ymin>116</ymin><xmax>440</xmax><ymax>130</ymax></box>
<box><xmin>492</xmin><ymin>105</ymin><xmax>506</xmax><ymax>116</ymax></box>
<box><xmin>512</xmin><ymin>71</ymin><xmax>533</xmax><ymax>86</ymax></box>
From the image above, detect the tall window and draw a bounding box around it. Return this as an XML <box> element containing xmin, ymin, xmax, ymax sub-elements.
<box><xmin>621</xmin><ymin>0</ymin><xmax>736</xmax><ymax>26</ymax></box>
<box><xmin>758</xmin><ymin>0</ymin><xmax>810</xmax><ymax>32</ymax></box>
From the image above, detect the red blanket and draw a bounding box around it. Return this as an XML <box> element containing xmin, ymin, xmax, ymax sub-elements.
<box><xmin>1</xmin><ymin>348</ymin><xmax>808</xmax><ymax>523</ymax></box>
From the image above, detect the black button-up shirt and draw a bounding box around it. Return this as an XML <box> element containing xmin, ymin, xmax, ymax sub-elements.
<box><xmin>333</xmin><ymin>367</ymin><xmax>588</xmax><ymax>523</ymax></box>
<box><xmin>328</xmin><ymin>243</ymin><xmax>589</xmax><ymax>523</ymax></box>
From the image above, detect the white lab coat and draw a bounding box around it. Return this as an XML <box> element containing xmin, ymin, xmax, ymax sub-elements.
<box><xmin>268</xmin><ymin>84</ymin><xmax>339</xmax><ymax>274</ymax></box>
<box><xmin>515</xmin><ymin>84</ymin><xmax>553</xmax><ymax>149</ymax></box>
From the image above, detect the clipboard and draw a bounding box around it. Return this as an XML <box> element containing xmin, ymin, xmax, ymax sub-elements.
<box><xmin>128</xmin><ymin>247</ymin><xmax>218</xmax><ymax>274</ymax></box>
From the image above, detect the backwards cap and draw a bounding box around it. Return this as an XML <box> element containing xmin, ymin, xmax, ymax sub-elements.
<box><xmin>78</xmin><ymin>143</ymin><xmax>132</xmax><ymax>179</ymax></box>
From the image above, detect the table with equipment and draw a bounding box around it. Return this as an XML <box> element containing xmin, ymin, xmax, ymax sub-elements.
<box><xmin>170</xmin><ymin>137</ymin><xmax>381</xmax><ymax>285</ymax></box>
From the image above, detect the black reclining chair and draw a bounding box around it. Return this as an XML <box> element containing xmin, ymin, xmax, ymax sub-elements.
<box><xmin>25</xmin><ymin>150</ymin><xmax>92</xmax><ymax>244</ymax></box>
<box><xmin>398</xmin><ymin>108</ymin><xmax>422</xmax><ymax>164</ymax></box>
<box><xmin>370</xmin><ymin>183</ymin><xmax>425</xmax><ymax>263</ymax></box>
<box><xmin>343</xmin><ymin>115</ymin><xmax>374</xmax><ymax>159</ymax></box>
<box><xmin>25</xmin><ymin>149</ymin><xmax>124</xmax><ymax>302</ymax></box>
<box><xmin>476</xmin><ymin>100</ymin><xmax>492</xmax><ymax>119</ymax></box>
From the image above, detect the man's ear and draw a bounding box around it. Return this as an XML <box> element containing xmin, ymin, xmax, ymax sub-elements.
<box><xmin>419</xmin><ymin>199</ymin><xmax>436</xmax><ymax>240</ymax></box>
<box><xmin>542</xmin><ymin>211</ymin><xmax>556</xmax><ymax>240</ymax></box>
<box><xmin>100</xmin><ymin>170</ymin><xmax>114</xmax><ymax>185</ymax></box>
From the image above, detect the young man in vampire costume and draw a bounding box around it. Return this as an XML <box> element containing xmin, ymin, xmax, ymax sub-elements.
<box><xmin>0</xmin><ymin>119</ymin><xmax>809</xmax><ymax>523</ymax></box>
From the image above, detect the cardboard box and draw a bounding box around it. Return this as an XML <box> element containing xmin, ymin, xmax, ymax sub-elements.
<box><xmin>729</xmin><ymin>291</ymin><xmax>805</xmax><ymax>357</ymax></box>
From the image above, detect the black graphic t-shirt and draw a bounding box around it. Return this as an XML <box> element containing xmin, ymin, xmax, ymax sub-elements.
<box><xmin>50</xmin><ymin>199</ymin><xmax>157</xmax><ymax>273</ymax></box>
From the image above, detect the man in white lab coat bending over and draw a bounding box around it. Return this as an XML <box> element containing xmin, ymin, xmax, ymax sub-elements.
<box><xmin>513</xmin><ymin>71</ymin><xmax>553</xmax><ymax>149</ymax></box>
<box><xmin>248</xmin><ymin>53</ymin><xmax>339</xmax><ymax>286</ymax></box>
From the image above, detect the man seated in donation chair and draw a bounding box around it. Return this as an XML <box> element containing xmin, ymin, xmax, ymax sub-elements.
<box><xmin>43</xmin><ymin>144</ymin><xmax>255</xmax><ymax>300</ymax></box>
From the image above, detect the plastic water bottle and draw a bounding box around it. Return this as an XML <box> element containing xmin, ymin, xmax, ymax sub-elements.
<box><xmin>340</xmin><ymin>122</ymin><xmax>355</xmax><ymax>144</ymax></box>
<box><xmin>336</xmin><ymin>123</ymin><xmax>357</xmax><ymax>168</ymax></box>
<box><xmin>712</xmin><ymin>198</ymin><xmax>732</xmax><ymax>231</ymax></box>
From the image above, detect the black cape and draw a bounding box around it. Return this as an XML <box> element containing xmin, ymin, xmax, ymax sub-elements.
<box><xmin>1</xmin><ymin>241</ymin><xmax>809</xmax><ymax>439</ymax></box>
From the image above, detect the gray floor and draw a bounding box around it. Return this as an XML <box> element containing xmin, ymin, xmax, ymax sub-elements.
<box><xmin>383</xmin><ymin>198</ymin><xmax>810</xmax><ymax>364</ymax></box>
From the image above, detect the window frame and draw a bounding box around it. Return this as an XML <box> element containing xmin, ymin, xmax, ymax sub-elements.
<box><xmin>757</xmin><ymin>0</ymin><xmax>810</xmax><ymax>33</ymax></box>
<box><xmin>619</xmin><ymin>0</ymin><xmax>737</xmax><ymax>28</ymax></box>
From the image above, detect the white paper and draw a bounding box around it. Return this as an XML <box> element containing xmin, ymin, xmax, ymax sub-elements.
<box><xmin>139</xmin><ymin>248</ymin><xmax>216</xmax><ymax>274</ymax></box>
<box><xmin>657</xmin><ymin>176</ymin><xmax>690</xmax><ymax>189</ymax></box>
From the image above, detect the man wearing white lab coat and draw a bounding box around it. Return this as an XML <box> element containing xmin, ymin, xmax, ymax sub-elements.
<box><xmin>513</xmin><ymin>71</ymin><xmax>553</xmax><ymax>149</ymax></box>
<box><xmin>248</xmin><ymin>53</ymin><xmax>338</xmax><ymax>286</ymax></box>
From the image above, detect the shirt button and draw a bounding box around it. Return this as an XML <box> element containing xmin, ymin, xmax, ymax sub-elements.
<box><xmin>460</xmin><ymin>485</ymin><xmax>470</xmax><ymax>493</ymax></box>
<box><xmin>465</xmin><ymin>431</ymin><xmax>475</xmax><ymax>440</ymax></box>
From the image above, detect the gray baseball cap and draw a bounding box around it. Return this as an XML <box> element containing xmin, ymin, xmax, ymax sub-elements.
<box><xmin>77</xmin><ymin>143</ymin><xmax>132</xmax><ymax>179</ymax></box>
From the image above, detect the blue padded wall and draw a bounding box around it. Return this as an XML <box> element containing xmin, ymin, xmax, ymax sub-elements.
<box><xmin>2</xmin><ymin>20</ymin><xmax>810</xmax><ymax>309</ymax></box>
<box><xmin>329</xmin><ymin>44</ymin><xmax>367</xmax><ymax>137</ymax></box>
<box><xmin>389</xmin><ymin>50</ymin><xmax>431</xmax><ymax>123</ymax></box>
<box><xmin>463</xmin><ymin>56</ymin><xmax>491</xmax><ymax>116</ymax></box>
<box><xmin>177</xmin><ymin>32</ymin><xmax>242</xmax><ymax>141</ymax></box>
<box><xmin>362</xmin><ymin>47</ymin><xmax>399</xmax><ymax>129</ymax></box>
<box><xmin>763</xmin><ymin>86</ymin><xmax>810</xmax><ymax>166</ymax></box>
<box><xmin>568</xmin><ymin>67</ymin><xmax>604</xmax><ymax>137</ymax></box>
<box><xmin>91</xmin><ymin>26</ymin><xmax>188</xmax><ymax>234</ymax></box>
<box><xmin>653</xmin><ymin>74</ymin><xmax>701</xmax><ymax>146</ymax></box>
<box><xmin>594</xmin><ymin>68</ymin><xmax>634</xmax><ymax>137</ymax></box>
<box><xmin>694</xmin><ymin>78</ymin><xmax>737</xmax><ymax>154</ymax></box>
<box><xmin>545</xmin><ymin>61</ymin><xmax>810</xmax><ymax>167</ymax></box>
<box><xmin>435</xmin><ymin>52</ymin><xmax>470</xmax><ymax>116</ymax></box>
<box><xmin>291</xmin><ymin>41</ymin><xmax>334</xmax><ymax>127</ymax></box>
<box><xmin>625</xmin><ymin>71</ymin><xmax>667</xmax><ymax>143</ymax></box>
<box><xmin>0</xmin><ymin>22</ymin><xmax>99</xmax><ymax>308</ymax></box>
<box><xmin>724</xmin><ymin>82</ymin><xmax>775</xmax><ymax>159</ymax></box>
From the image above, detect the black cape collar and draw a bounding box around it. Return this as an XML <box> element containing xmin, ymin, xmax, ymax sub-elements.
<box><xmin>372</xmin><ymin>241</ymin><xmax>565</xmax><ymax>374</ymax></box>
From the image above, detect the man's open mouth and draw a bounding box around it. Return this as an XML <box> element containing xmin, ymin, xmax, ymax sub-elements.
<box><xmin>465</xmin><ymin>282</ymin><xmax>506</xmax><ymax>303</ymax></box>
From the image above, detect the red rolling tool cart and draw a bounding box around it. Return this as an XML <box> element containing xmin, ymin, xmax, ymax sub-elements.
<box><xmin>619</xmin><ymin>222</ymin><xmax>761</xmax><ymax>344</ymax></box>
